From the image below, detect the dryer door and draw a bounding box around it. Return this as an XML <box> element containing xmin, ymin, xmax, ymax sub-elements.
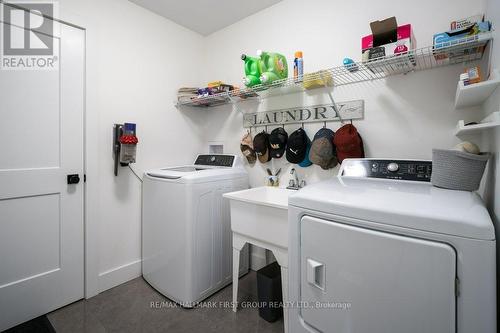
<box><xmin>299</xmin><ymin>216</ymin><xmax>456</xmax><ymax>333</ymax></box>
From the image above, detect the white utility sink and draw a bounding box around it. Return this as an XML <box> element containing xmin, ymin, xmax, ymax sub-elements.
<box><xmin>224</xmin><ymin>186</ymin><xmax>295</xmax><ymax>330</ymax></box>
<box><xmin>223</xmin><ymin>187</ymin><xmax>295</xmax><ymax>248</ymax></box>
<box><xmin>224</xmin><ymin>186</ymin><xmax>294</xmax><ymax>209</ymax></box>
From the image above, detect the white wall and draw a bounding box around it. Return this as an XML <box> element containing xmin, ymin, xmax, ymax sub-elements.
<box><xmin>200</xmin><ymin>0</ymin><xmax>490</xmax><ymax>268</ymax></box>
<box><xmin>201</xmin><ymin>0</ymin><xmax>488</xmax><ymax>187</ymax></box>
<box><xmin>59</xmin><ymin>0</ymin><xmax>206</xmax><ymax>295</ymax></box>
<box><xmin>485</xmin><ymin>0</ymin><xmax>500</xmax><ymax>227</ymax></box>
<box><xmin>484</xmin><ymin>0</ymin><xmax>500</xmax><ymax>320</ymax></box>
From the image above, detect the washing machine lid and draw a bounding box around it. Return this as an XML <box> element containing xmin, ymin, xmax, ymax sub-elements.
<box><xmin>144</xmin><ymin>155</ymin><xmax>247</xmax><ymax>183</ymax></box>
<box><xmin>145</xmin><ymin>166</ymin><xmax>246</xmax><ymax>183</ymax></box>
<box><xmin>289</xmin><ymin>160</ymin><xmax>494</xmax><ymax>241</ymax></box>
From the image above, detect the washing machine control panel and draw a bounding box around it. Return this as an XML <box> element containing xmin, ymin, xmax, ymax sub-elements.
<box><xmin>194</xmin><ymin>155</ymin><xmax>235</xmax><ymax>167</ymax></box>
<box><xmin>341</xmin><ymin>159</ymin><xmax>432</xmax><ymax>182</ymax></box>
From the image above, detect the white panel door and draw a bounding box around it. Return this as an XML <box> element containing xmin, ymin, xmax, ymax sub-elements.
<box><xmin>300</xmin><ymin>216</ymin><xmax>456</xmax><ymax>333</ymax></box>
<box><xmin>0</xmin><ymin>16</ymin><xmax>85</xmax><ymax>331</ymax></box>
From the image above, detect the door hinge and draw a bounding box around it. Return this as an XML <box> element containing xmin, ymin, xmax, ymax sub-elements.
<box><xmin>84</xmin><ymin>174</ymin><xmax>87</xmax><ymax>183</ymax></box>
<box><xmin>455</xmin><ymin>277</ymin><xmax>460</xmax><ymax>297</ymax></box>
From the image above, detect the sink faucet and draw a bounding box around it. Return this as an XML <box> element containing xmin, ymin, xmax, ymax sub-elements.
<box><xmin>287</xmin><ymin>168</ymin><xmax>306</xmax><ymax>190</ymax></box>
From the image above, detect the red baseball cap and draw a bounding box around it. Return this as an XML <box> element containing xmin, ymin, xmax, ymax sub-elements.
<box><xmin>333</xmin><ymin>124</ymin><xmax>365</xmax><ymax>163</ymax></box>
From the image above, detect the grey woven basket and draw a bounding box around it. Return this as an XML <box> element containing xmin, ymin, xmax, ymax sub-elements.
<box><xmin>431</xmin><ymin>149</ymin><xmax>489</xmax><ymax>191</ymax></box>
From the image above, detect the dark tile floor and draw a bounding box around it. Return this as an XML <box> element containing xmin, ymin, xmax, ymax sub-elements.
<box><xmin>48</xmin><ymin>271</ymin><xmax>283</xmax><ymax>333</ymax></box>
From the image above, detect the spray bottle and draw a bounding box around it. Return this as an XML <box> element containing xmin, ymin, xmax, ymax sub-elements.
<box><xmin>293</xmin><ymin>51</ymin><xmax>304</xmax><ymax>82</ymax></box>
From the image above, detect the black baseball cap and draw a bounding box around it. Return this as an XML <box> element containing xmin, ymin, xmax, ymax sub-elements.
<box><xmin>253</xmin><ymin>131</ymin><xmax>271</xmax><ymax>163</ymax></box>
<box><xmin>269</xmin><ymin>127</ymin><xmax>288</xmax><ymax>159</ymax></box>
<box><xmin>286</xmin><ymin>128</ymin><xmax>310</xmax><ymax>164</ymax></box>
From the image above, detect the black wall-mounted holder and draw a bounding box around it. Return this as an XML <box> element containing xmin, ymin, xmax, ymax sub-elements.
<box><xmin>113</xmin><ymin>124</ymin><xmax>129</xmax><ymax>176</ymax></box>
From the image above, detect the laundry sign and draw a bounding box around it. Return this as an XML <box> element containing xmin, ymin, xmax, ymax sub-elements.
<box><xmin>243</xmin><ymin>100</ymin><xmax>364</xmax><ymax>128</ymax></box>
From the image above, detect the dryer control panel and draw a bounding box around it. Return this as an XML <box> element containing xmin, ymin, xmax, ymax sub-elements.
<box><xmin>340</xmin><ymin>159</ymin><xmax>432</xmax><ymax>182</ymax></box>
<box><xmin>194</xmin><ymin>155</ymin><xmax>235</xmax><ymax>167</ymax></box>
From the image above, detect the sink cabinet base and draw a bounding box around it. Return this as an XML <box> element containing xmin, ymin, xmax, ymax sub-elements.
<box><xmin>232</xmin><ymin>232</ymin><xmax>289</xmax><ymax>333</ymax></box>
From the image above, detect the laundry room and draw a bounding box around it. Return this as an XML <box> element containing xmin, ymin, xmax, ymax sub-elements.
<box><xmin>0</xmin><ymin>0</ymin><xmax>499</xmax><ymax>332</ymax></box>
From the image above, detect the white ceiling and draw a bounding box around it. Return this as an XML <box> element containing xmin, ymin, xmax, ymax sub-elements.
<box><xmin>128</xmin><ymin>0</ymin><xmax>283</xmax><ymax>36</ymax></box>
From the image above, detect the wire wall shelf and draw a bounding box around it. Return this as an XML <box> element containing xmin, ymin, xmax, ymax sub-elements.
<box><xmin>175</xmin><ymin>32</ymin><xmax>493</xmax><ymax>108</ymax></box>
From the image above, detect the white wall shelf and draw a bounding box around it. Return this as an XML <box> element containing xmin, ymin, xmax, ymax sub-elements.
<box><xmin>176</xmin><ymin>32</ymin><xmax>493</xmax><ymax>108</ymax></box>
<box><xmin>454</xmin><ymin>69</ymin><xmax>500</xmax><ymax>109</ymax></box>
<box><xmin>455</xmin><ymin>111</ymin><xmax>500</xmax><ymax>136</ymax></box>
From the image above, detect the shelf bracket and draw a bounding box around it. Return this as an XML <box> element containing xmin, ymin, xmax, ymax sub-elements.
<box><xmin>320</xmin><ymin>72</ymin><xmax>344</xmax><ymax>124</ymax></box>
<box><xmin>227</xmin><ymin>93</ymin><xmax>244</xmax><ymax>114</ymax></box>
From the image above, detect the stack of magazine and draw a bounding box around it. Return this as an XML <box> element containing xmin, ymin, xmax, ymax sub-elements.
<box><xmin>177</xmin><ymin>87</ymin><xmax>231</xmax><ymax>107</ymax></box>
<box><xmin>177</xmin><ymin>87</ymin><xmax>199</xmax><ymax>105</ymax></box>
<box><xmin>177</xmin><ymin>85</ymin><xmax>258</xmax><ymax>107</ymax></box>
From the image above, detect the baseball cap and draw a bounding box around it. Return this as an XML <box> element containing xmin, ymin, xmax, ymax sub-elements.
<box><xmin>269</xmin><ymin>127</ymin><xmax>288</xmax><ymax>159</ymax></box>
<box><xmin>298</xmin><ymin>141</ymin><xmax>312</xmax><ymax>167</ymax></box>
<box><xmin>253</xmin><ymin>131</ymin><xmax>271</xmax><ymax>163</ymax></box>
<box><xmin>333</xmin><ymin>124</ymin><xmax>365</xmax><ymax>163</ymax></box>
<box><xmin>309</xmin><ymin>128</ymin><xmax>338</xmax><ymax>170</ymax></box>
<box><xmin>240</xmin><ymin>132</ymin><xmax>256</xmax><ymax>164</ymax></box>
<box><xmin>286</xmin><ymin>128</ymin><xmax>311</xmax><ymax>166</ymax></box>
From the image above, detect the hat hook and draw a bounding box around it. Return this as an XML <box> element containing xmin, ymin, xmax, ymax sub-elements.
<box><xmin>265</xmin><ymin>125</ymin><xmax>268</xmax><ymax>132</ymax></box>
<box><xmin>323</xmin><ymin>121</ymin><xmax>326</xmax><ymax>128</ymax></box>
<box><xmin>282</xmin><ymin>124</ymin><xmax>285</xmax><ymax>129</ymax></box>
<box><xmin>301</xmin><ymin>123</ymin><xmax>304</xmax><ymax>129</ymax></box>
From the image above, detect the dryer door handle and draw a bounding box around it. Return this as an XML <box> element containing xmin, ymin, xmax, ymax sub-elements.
<box><xmin>306</xmin><ymin>258</ymin><xmax>325</xmax><ymax>291</ymax></box>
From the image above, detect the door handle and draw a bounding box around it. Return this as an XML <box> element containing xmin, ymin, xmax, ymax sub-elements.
<box><xmin>306</xmin><ymin>258</ymin><xmax>325</xmax><ymax>290</ymax></box>
<box><xmin>67</xmin><ymin>174</ymin><xmax>80</xmax><ymax>185</ymax></box>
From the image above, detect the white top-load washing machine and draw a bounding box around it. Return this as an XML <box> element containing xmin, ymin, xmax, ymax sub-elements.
<box><xmin>288</xmin><ymin>158</ymin><xmax>495</xmax><ymax>333</ymax></box>
<box><xmin>142</xmin><ymin>154</ymin><xmax>249</xmax><ymax>307</ymax></box>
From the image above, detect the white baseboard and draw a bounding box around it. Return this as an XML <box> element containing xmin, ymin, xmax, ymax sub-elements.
<box><xmin>98</xmin><ymin>259</ymin><xmax>142</xmax><ymax>293</ymax></box>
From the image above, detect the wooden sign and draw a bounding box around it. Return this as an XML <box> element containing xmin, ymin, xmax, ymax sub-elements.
<box><xmin>243</xmin><ymin>100</ymin><xmax>364</xmax><ymax>128</ymax></box>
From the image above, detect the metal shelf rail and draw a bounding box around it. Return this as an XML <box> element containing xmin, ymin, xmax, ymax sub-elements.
<box><xmin>175</xmin><ymin>32</ymin><xmax>492</xmax><ymax>109</ymax></box>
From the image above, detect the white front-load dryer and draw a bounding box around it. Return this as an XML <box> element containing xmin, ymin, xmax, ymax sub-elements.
<box><xmin>288</xmin><ymin>158</ymin><xmax>496</xmax><ymax>333</ymax></box>
<box><xmin>142</xmin><ymin>155</ymin><xmax>249</xmax><ymax>307</ymax></box>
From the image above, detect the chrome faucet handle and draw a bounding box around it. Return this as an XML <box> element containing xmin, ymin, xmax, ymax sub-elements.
<box><xmin>287</xmin><ymin>168</ymin><xmax>300</xmax><ymax>190</ymax></box>
<box><xmin>290</xmin><ymin>168</ymin><xmax>299</xmax><ymax>185</ymax></box>
<box><xmin>300</xmin><ymin>180</ymin><xmax>306</xmax><ymax>188</ymax></box>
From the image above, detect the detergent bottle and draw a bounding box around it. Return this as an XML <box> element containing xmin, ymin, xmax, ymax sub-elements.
<box><xmin>241</xmin><ymin>54</ymin><xmax>265</xmax><ymax>87</ymax></box>
<box><xmin>258</xmin><ymin>50</ymin><xmax>288</xmax><ymax>84</ymax></box>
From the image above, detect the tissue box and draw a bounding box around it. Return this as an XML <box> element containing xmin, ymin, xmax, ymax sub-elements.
<box><xmin>361</xmin><ymin>17</ymin><xmax>416</xmax><ymax>73</ymax></box>
<box><xmin>362</xmin><ymin>18</ymin><xmax>415</xmax><ymax>62</ymax></box>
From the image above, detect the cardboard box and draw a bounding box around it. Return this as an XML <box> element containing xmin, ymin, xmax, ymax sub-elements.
<box><xmin>433</xmin><ymin>21</ymin><xmax>491</xmax><ymax>60</ymax></box>
<box><xmin>450</xmin><ymin>14</ymin><xmax>484</xmax><ymax>30</ymax></box>
<box><xmin>361</xmin><ymin>17</ymin><xmax>416</xmax><ymax>72</ymax></box>
<box><xmin>434</xmin><ymin>21</ymin><xmax>491</xmax><ymax>47</ymax></box>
